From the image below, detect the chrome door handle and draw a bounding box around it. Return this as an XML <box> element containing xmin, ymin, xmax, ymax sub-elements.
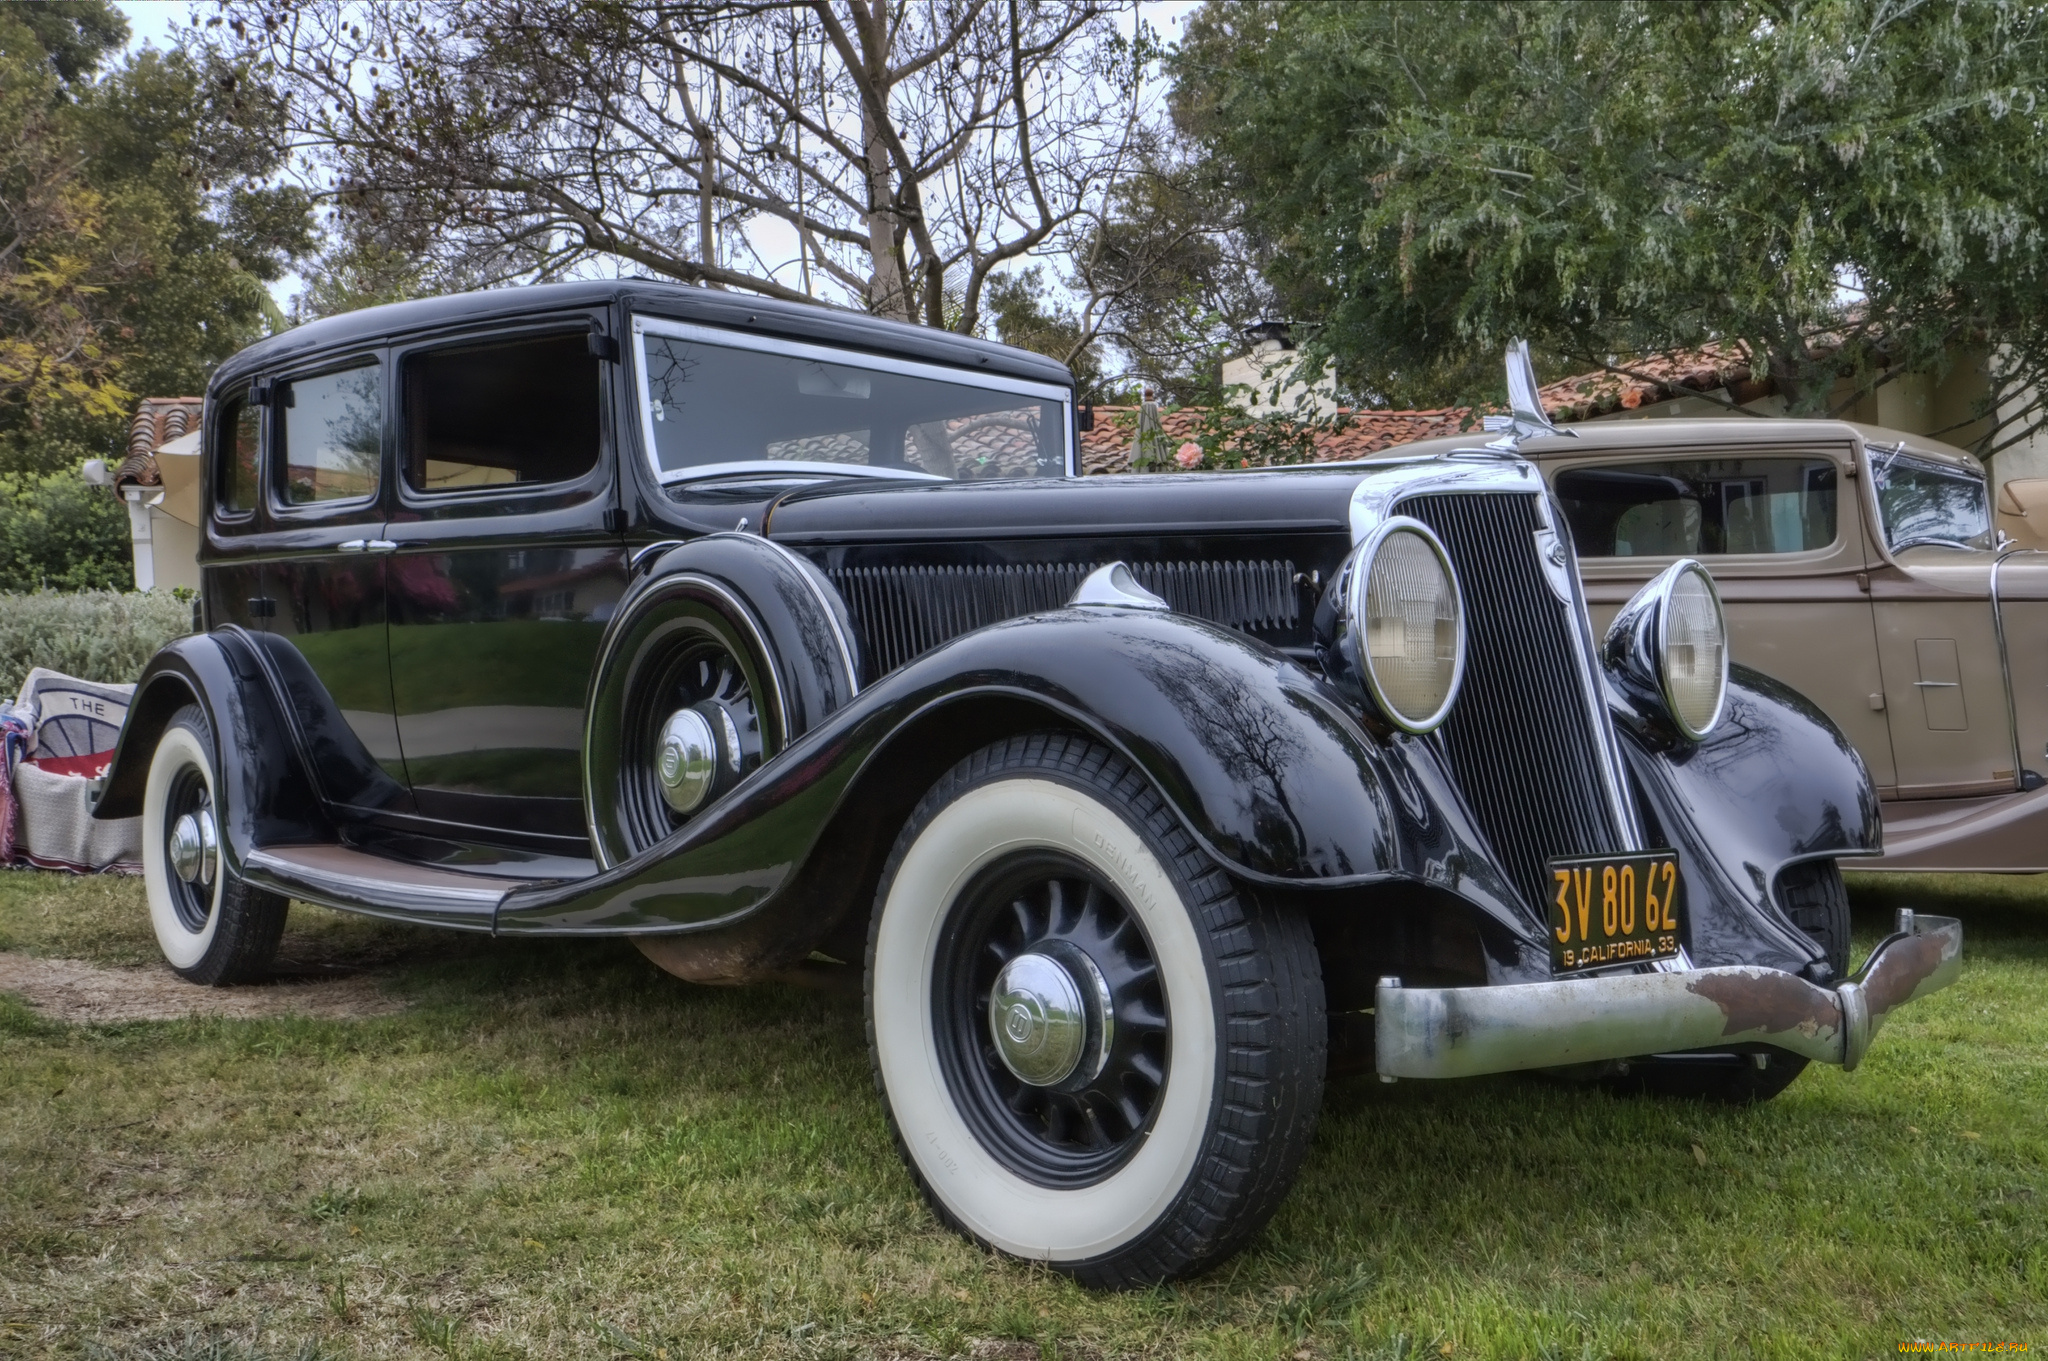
<box><xmin>365</xmin><ymin>539</ymin><xmax>398</xmax><ymax>553</ymax></box>
<box><xmin>338</xmin><ymin>538</ymin><xmax>367</xmax><ymax>553</ymax></box>
<box><xmin>1913</xmin><ymin>680</ymin><xmax>1960</xmax><ymax>688</ymax></box>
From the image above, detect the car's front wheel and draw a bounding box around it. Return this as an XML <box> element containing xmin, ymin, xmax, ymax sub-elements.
<box><xmin>866</xmin><ymin>734</ymin><xmax>1325</xmax><ymax>1288</ymax></box>
<box><xmin>142</xmin><ymin>705</ymin><xmax>287</xmax><ymax>985</ymax></box>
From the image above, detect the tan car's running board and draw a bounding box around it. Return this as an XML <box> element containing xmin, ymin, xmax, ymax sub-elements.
<box><xmin>242</xmin><ymin>844</ymin><xmax>524</xmax><ymax>930</ymax></box>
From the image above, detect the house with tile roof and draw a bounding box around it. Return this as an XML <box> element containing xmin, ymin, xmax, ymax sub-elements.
<box><xmin>103</xmin><ymin>396</ymin><xmax>204</xmax><ymax>593</ymax></box>
<box><xmin>1086</xmin><ymin>330</ymin><xmax>2048</xmax><ymax>496</ymax></box>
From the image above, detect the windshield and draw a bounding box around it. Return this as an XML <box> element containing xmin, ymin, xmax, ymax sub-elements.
<box><xmin>1871</xmin><ymin>446</ymin><xmax>1994</xmax><ymax>551</ymax></box>
<box><xmin>638</xmin><ymin>328</ymin><xmax>1068</xmax><ymax>482</ymax></box>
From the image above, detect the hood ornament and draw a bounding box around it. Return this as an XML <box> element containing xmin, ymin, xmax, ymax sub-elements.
<box><xmin>1480</xmin><ymin>340</ymin><xmax>1577</xmax><ymax>451</ymax></box>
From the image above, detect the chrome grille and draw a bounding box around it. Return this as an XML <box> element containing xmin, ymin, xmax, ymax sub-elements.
<box><xmin>1399</xmin><ymin>492</ymin><xmax>1625</xmax><ymax>913</ymax></box>
<box><xmin>829</xmin><ymin>559</ymin><xmax>1298</xmax><ymax>676</ymax></box>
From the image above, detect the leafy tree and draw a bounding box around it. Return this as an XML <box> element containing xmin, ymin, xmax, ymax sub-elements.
<box><xmin>0</xmin><ymin>468</ymin><xmax>132</xmax><ymax>592</ymax></box>
<box><xmin>983</xmin><ymin>267</ymin><xmax>1108</xmax><ymax>397</ymax></box>
<box><xmin>1069</xmin><ymin>154</ymin><xmax>1272</xmax><ymax>405</ymax></box>
<box><xmin>1174</xmin><ymin>0</ymin><xmax>2048</xmax><ymax>452</ymax></box>
<box><xmin>0</xmin><ymin>2</ymin><xmax>315</xmax><ymax>589</ymax></box>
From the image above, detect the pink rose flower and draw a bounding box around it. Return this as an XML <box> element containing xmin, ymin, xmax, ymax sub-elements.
<box><xmin>1174</xmin><ymin>441</ymin><xmax>1203</xmax><ymax>469</ymax></box>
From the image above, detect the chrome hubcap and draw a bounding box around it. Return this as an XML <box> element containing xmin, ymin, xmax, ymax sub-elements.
<box><xmin>655</xmin><ymin>708</ymin><xmax>718</xmax><ymax>814</ymax></box>
<box><xmin>988</xmin><ymin>947</ymin><xmax>1112</xmax><ymax>1089</ymax></box>
<box><xmin>167</xmin><ymin>808</ymin><xmax>217</xmax><ymax>886</ymax></box>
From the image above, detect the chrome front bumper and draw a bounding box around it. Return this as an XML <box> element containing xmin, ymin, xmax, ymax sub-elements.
<box><xmin>1376</xmin><ymin>910</ymin><xmax>1962</xmax><ymax>1079</ymax></box>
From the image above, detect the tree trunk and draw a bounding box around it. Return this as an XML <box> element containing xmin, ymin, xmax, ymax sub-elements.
<box><xmin>860</xmin><ymin>0</ymin><xmax>910</xmax><ymax>321</ymax></box>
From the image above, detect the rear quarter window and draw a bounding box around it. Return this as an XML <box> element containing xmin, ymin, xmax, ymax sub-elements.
<box><xmin>215</xmin><ymin>392</ymin><xmax>261</xmax><ymax>516</ymax></box>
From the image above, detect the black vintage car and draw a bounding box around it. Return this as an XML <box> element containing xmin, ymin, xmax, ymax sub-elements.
<box><xmin>97</xmin><ymin>285</ymin><xmax>1960</xmax><ymax>1286</ymax></box>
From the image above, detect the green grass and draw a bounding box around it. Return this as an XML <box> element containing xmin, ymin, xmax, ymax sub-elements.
<box><xmin>0</xmin><ymin>870</ymin><xmax>2042</xmax><ymax>1359</ymax></box>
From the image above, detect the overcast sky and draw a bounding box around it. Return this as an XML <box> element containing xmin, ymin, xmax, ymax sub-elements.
<box><xmin>108</xmin><ymin>0</ymin><xmax>1204</xmax><ymax>320</ymax></box>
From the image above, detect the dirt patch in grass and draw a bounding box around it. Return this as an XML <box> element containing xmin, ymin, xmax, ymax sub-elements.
<box><xmin>0</xmin><ymin>951</ymin><xmax>406</xmax><ymax>1023</ymax></box>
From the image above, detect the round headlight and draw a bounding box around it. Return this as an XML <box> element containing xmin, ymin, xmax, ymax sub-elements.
<box><xmin>1349</xmin><ymin>520</ymin><xmax>1466</xmax><ymax>732</ymax></box>
<box><xmin>1660</xmin><ymin>564</ymin><xmax>1727</xmax><ymax>738</ymax></box>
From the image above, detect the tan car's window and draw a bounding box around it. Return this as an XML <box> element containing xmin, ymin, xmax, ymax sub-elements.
<box><xmin>280</xmin><ymin>362</ymin><xmax>382</xmax><ymax>505</ymax></box>
<box><xmin>1556</xmin><ymin>458</ymin><xmax>1838</xmax><ymax>557</ymax></box>
<box><xmin>1872</xmin><ymin>449</ymin><xmax>1994</xmax><ymax>550</ymax></box>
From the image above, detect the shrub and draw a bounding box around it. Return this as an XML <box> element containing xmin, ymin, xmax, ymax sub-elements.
<box><xmin>0</xmin><ymin>470</ymin><xmax>135</xmax><ymax>593</ymax></box>
<box><xmin>0</xmin><ymin>590</ymin><xmax>191</xmax><ymax>698</ymax></box>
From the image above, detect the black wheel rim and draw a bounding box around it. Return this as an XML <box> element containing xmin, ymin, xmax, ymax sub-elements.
<box><xmin>933</xmin><ymin>850</ymin><xmax>1170</xmax><ymax>1188</ymax></box>
<box><xmin>162</xmin><ymin>762</ymin><xmax>213</xmax><ymax>933</ymax></box>
<box><xmin>616</xmin><ymin>615</ymin><xmax>768</xmax><ymax>855</ymax></box>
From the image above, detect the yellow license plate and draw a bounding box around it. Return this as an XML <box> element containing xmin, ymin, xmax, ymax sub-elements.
<box><xmin>1547</xmin><ymin>850</ymin><xmax>1683</xmax><ymax>973</ymax></box>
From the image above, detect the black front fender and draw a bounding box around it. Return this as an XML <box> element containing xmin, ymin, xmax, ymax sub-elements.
<box><xmin>497</xmin><ymin>608</ymin><xmax>1519</xmax><ymax>936</ymax></box>
<box><xmin>1618</xmin><ymin>662</ymin><xmax>1882</xmax><ymax>972</ymax></box>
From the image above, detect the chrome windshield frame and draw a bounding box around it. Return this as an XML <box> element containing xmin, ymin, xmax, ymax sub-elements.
<box><xmin>629</xmin><ymin>315</ymin><xmax>1075</xmax><ymax>487</ymax></box>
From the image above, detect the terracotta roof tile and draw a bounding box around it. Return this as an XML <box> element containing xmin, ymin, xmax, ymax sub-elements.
<box><xmin>114</xmin><ymin>397</ymin><xmax>204</xmax><ymax>487</ymax></box>
<box><xmin>1077</xmin><ymin>405</ymin><xmax>1479</xmax><ymax>473</ymax></box>
<box><xmin>1076</xmin><ymin>346</ymin><xmax>1771</xmax><ymax>473</ymax></box>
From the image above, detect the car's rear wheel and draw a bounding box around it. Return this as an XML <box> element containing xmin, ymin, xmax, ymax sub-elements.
<box><xmin>866</xmin><ymin>734</ymin><xmax>1325</xmax><ymax>1288</ymax></box>
<box><xmin>142</xmin><ymin>705</ymin><xmax>287</xmax><ymax>985</ymax></box>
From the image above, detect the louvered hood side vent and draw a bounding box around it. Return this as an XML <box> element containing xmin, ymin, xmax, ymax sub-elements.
<box><xmin>828</xmin><ymin>559</ymin><xmax>1298</xmax><ymax>677</ymax></box>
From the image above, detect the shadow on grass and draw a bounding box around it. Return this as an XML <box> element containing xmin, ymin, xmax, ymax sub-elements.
<box><xmin>1847</xmin><ymin>869</ymin><xmax>2048</xmax><ymax>959</ymax></box>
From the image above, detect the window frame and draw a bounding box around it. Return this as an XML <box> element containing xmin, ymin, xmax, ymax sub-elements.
<box><xmin>1552</xmin><ymin>453</ymin><xmax>1847</xmax><ymax>562</ymax></box>
<box><xmin>629</xmin><ymin>315</ymin><xmax>1075</xmax><ymax>486</ymax></box>
<box><xmin>211</xmin><ymin>386</ymin><xmax>265</xmax><ymax>524</ymax></box>
<box><xmin>267</xmin><ymin>352</ymin><xmax>388</xmax><ymax>518</ymax></box>
<box><xmin>391</xmin><ymin>317</ymin><xmax>615</xmax><ymax>513</ymax></box>
<box><xmin>1869</xmin><ymin>445</ymin><xmax>1995</xmax><ymax>553</ymax></box>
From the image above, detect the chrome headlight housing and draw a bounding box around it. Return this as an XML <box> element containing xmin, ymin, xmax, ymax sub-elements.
<box><xmin>1604</xmin><ymin>559</ymin><xmax>1728</xmax><ymax>740</ymax></box>
<box><xmin>1341</xmin><ymin>517</ymin><xmax>1467</xmax><ymax>733</ymax></box>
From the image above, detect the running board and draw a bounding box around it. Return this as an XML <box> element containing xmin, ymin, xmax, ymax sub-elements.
<box><xmin>242</xmin><ymin>845</ymin><xmax>522</xmax><ymax>929</ymax></box>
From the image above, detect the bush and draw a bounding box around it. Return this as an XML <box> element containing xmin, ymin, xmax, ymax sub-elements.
<box><xmin>0</xmin><ymin>470</ymin><xmax>135</xmax><ymax>593</ymax></box>
<box><xmin>0</xmin><ymin>590</ymin><xmax>191</xmax><ymax>698</ymax></box>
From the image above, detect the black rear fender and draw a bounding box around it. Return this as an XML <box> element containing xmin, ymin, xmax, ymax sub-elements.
<box><xmin>91</xmin><ymin>630</ymin><xmax>333</xmax><ymax>869</ymax></box>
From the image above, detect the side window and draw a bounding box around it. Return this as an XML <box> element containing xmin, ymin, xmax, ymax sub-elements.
<box><xmin>215</xmin><ymin>392</ymin><xmax>261</xmax><ymax>515</ymax></box>
<box><xmin>403</xmin><ymin>332</ymin><xmax>600</xmax><ymax>492</ymax></box>
<box><xmin>1555</xmin><ymin>458</ymin><xmax>1839</xmax><ymax>557</ymax></box>
<box><xmin>279</xmin><ymin>362</ymin><xmax>382</xmax><ymax>505</ymax></box>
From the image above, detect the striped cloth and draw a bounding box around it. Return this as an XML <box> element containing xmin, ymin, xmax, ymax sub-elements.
<box><xmin>2</xmin><ymin>669</ymin><xmax>142</xmax><ymax>873</ymax></box>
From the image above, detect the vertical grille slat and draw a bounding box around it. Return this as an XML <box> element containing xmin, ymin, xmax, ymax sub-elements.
<box><xmin>1399</xmin><ymin>492</ymin><xmax>1623</xmax><ymax>914</ymax></box>
<box><xmin>827</xmin><ymin>559</ymin><xmax>1299</xmax><ymax>677</ymax></box>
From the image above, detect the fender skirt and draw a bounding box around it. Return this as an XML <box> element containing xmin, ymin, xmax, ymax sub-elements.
<box><xmin>495</xmin><ymin>608</ymin><xmax>1523</xmax><ymax>950</ymax></box>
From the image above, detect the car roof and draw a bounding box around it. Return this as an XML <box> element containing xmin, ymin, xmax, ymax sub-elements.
<box><xmin>210</xmin><ymin>279</ymin><xmax>1074</xmax><ymax>394</ymax></box>
<box><xmin>1371</xmin><ymin>416</ymin><xmax>1985</xmax><ymax>473</ymax></box>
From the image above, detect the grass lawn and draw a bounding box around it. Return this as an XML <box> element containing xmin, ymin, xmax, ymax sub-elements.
<box><xmin>0</xmin><ymin>868</ymin><xmax>2041</xmax><ymax>1360</ymax></box>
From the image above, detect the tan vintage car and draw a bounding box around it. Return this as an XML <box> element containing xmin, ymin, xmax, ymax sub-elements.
<box><xmin>1382</xmin><ymin>414</ymin><xmax>2048</xmax><ymax>871</ymax></box>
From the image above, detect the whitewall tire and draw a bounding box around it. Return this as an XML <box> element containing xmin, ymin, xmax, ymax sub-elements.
<box><xmin>866</xmin><ymin>733</ymin><xmax>1325</xmax><ymax>1288</ymax></box>
<box><xmin>142</xmin><ymin>705</ymin><xmax>287</xmax><ymax>985</ymax></box>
